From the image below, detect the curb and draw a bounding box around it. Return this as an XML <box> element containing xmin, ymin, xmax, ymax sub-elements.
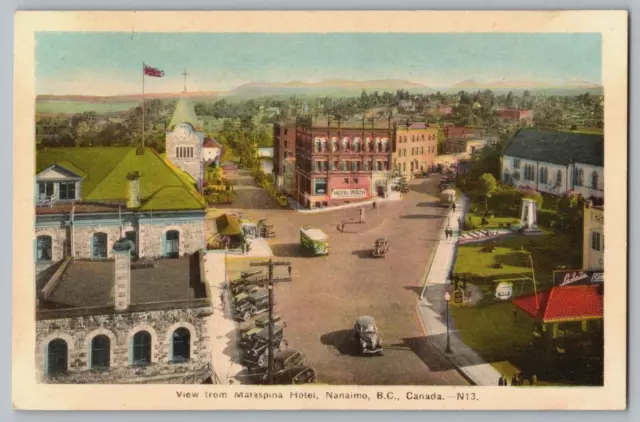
<box><xmin>415</xmin><ymin>303</ymin><xmax>477</xmax><ymax>386</ymax></box>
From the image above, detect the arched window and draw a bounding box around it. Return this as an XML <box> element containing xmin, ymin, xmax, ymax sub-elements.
<box><xmin>556</xmin><ymin>169</ymin><xmax>563</xmax><ymax>186</ymax></box>
<box><xmin>132</xmin><ymin>331</ymin><xmax>152</xmax><ymax>366</ymax></box>
<box><xmin>47</xmin><ymin>339</ymin><xmax>68</xmax><ymax>375</ymax></box>
<box><xmin>314</xmin><ymin>138</ymin><xmax>321</xmax><ymax>153</ymax></box>
<box><xmin>375</xmin><ymin>138</ymin><xmax>382</xmax><ymax>152</ymax></box>
<box><xmin>539</xmin><ymin>167</ymin><xmax>548</xmax><ymax>184</ymax></box>
<box><xmin>171</xmin><ymin>328</ymin><xmax>191</xmax><ymax>362</ymax></box>
<box><xmin>342</xmin><ymin>138</ymin><xmax>350</xmax><ymax>152</ymax></box>
<box><xmin>353</xmin><ymin>138</ymin><xmax>361</xmax><ymax>152</ymax></box>
<box><xmin>591</xmin><ymin>171</ymin><xmax>599</xmax><ymax>190</ymax></box>
<box><xmin>91</xmin><ymin>335</ymin><xmax>111</xmax><ymax>369</ymax></box>
<box><xmin>36</xmin><ymin>235</ymin><xmax>52</xmax><ymax>262</ymax></box>
<box><xmin>331</xmin><ymin>138</ymin><xmax>339</xmax><ymax>152</ymax></box>
<box><xmin>92</xmin><ymin>232</ymin><xmax>108</xmax><ymax>259</ymax></box>
<box><xmin>164</xmin><ymin>230</ymin><xmax>180</xmax><ymax>258</ymax></box>
<box><xmin>575</xmin><ymin>168</ymin><xmax>584</xmax><ymax>186</ymax></box>
<box><xmin>321</xmin><ymin>139</ymin><xmax>327</xmax><ymax>152</ymax></box>
<box><xmin>382</xmin><ymin>139</ymin><xmax>388</xmax><ymax>152</ymax></box>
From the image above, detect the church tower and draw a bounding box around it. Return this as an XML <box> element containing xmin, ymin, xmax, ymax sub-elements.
<box><xmin>165</xmin><ymin>93</ymin><xmax>205</xmax><ymax>188</ymax></box>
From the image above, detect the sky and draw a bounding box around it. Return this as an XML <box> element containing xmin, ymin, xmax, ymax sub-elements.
<box><xmin>35</xmin><ymin>32</ymin><xmax>602</xmax><ymax>96</ymax></box>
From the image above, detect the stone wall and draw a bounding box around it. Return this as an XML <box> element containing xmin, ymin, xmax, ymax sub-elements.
<box><xmin>36</xmin><ymin>306</ymin><xmax>212</xmax><ymax>383</ymax></box>
<box><xmin>138</xmin><ymin>220</ymin><xmax>205</xmax><ymax>258</ymax></box>
<box><xmin>73</xmin><ymin>224</ymin><xmax>122</xmax><ymax>260</ymax></box>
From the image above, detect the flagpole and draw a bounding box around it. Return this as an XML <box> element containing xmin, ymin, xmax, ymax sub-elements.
<box><xmin>142</xmin><ymin>61</ymin><xmax>145</xmax><ymax>150</ymax></box>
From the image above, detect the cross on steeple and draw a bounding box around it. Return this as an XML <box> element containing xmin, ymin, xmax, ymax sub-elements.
<box><xmin>182</xmin><ymin>68</ymin><xmax>190</xmax><ymax>93</ymax></box>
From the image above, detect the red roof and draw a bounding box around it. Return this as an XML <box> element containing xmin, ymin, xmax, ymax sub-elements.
<box><xmin>203</xmin><ymin>137</ymin><xmax>223</xmax><ymax>149</ymax></box>
<box><xmin>496</xmin><ymin>109</ymin><xmax>533</xmax><ymax>121</ymax></box>
<box><xmin>512</xmin><ymin>285</ymin><xmax>603</xmax><ymax>323</ymax></box>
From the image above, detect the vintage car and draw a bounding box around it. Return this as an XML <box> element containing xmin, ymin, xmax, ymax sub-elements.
<box><xmin>255</xmin><ymin>314</ymin><xmax>283</xmax><ymax>328</ymax></box>
<box><xmin>272</xmin><ymin>349</ymin><xmax>305</xmax><ymax>372</ymax></box>
<box><xmin>353</xmin><ymin>316</ymin><xmax>383</xmax><ymax>355</ymax></box>
<box><xmin>372</xmin><ymin>238</ymin><xmax>390</xmax><ymax>258</ymax></box>
<box><xmin>229</xmin><ymin>270</ymin><xmax>264</xmax><ymax>295</ymax></box>
<box><xmin>233</xmin><ymin>287</ymin><xmax>270</xmax><ymax>321</ymax></box>
<box><xmin>274</xmin><ymin>366</ymin><xmax>317</xmax><ymax>384</ymax></box>
<box><xmin>243</xmin><ymin>324</ymin><xmax>288</xmax><ymax>368</ymax></box>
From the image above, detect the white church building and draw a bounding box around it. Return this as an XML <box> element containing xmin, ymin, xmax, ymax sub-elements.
<box><xmin>501</xmin><ymin>129</ymin><xmax>604</xmax><ymax>200</ymax></box>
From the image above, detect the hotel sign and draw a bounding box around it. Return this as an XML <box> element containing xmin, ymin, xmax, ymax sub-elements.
<box><xmin>331</xmin><ymin>188</ymin><xmax>367</xmax><ymax>199</ymax></box>
<box><xmin>553</xmin><ymin>269</ymin><xmax>604</xmax><ymax>287</ymax></box>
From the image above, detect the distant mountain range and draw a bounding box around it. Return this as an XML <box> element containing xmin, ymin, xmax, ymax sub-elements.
<box><xmin>37</xmin><ymin>78</ymin><xmax>603</xmax><ymax>104</ymax></box>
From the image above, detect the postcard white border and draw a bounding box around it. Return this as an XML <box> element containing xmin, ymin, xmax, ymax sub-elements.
<box><xmin>12</xmin><ymin>10</ymin><xmax>628</xmax><ymax>410</ymax></box>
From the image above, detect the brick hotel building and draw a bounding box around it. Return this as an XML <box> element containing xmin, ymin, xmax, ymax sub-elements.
<box><xmin>294</xmin><ymin>116</ymin><xmax>394</xmax><ymax>209</ymax></box>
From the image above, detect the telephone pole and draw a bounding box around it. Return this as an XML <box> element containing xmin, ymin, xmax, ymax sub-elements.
<box><xmin>249</xmin><ymin>258</ymin><xmax>292</xmax><ymax>384</ymax></box>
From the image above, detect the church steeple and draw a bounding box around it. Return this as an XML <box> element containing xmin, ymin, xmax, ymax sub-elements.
<box><xmin>168</xmin><ymin>94</ymin><xmax>201</xmax><ymax>131</ymax></box>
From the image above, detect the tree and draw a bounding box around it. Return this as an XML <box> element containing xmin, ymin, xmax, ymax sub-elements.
<box><xmin>477</xmin><ymin>173</ymin><xmax>498</xmax><ymax>212</ymax></box>
<box><xmin>505</xmin><ymin>91</ymin><xmax>514</xmax><ymax>108</ymax></box>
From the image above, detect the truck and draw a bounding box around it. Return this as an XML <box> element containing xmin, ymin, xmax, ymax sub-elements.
<box><xmin>440</xmin><ymin>188</ymin><xmax>456</xmax><ymax>207</ymax></box>
<box><xmin>299</xmin><ymin>226</ymin><xmax>330</xmax><ymax>256</ymax></box>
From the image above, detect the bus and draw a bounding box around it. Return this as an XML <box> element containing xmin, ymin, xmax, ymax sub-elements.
<box><xmin>300</xmin><ymin>226</ymin><xmax>330</xmax><ymax>256</ymax></box>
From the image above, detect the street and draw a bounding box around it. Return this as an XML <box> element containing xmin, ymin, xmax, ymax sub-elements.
<box><xmin>229</xmin><ymin>175</ymin><xmax>469</xmax><ymax>385</ymax></box>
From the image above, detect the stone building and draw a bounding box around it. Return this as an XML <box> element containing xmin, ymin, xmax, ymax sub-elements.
<box><xmin>35</xmin><ymin>147</ymin><xmax>207</xmax><ymax>278</ymax></box>
<box><xmin>583</xmin><ymin>200</ymin><xmax>604</xmax><ymax>270</ymax></box>
<box><xmin>36</xmin><ymin>241</ymin><xmax>213</xmax><ymax>384</ymax></box>
<box><xmin>165</xmin><ymin>94</ymin><xmax>206</xmax><ymax>186</ymax></box>
<box><xmin>392</xmin><ymin>122</ymin><xmax>438</xmax><ymax>178</ymax></box>
<box><xmin>501</xmin><ymin>129</ymin><xmax>604</xmax><ymax>199</ymax></box>
<box><xmin>294</xmin><ymin>116</ymin><xmax>394</xmax><ymax>209</ymax></box>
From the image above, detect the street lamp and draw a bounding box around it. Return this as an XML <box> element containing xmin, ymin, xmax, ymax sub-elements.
<box><xmin>444</xmin><ymin>291</ymin><xmax>452</xmax><ymax>353</ymax></box>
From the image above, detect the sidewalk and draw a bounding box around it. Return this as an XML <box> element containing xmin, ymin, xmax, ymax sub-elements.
<box><xmin>416</xmin><ymin>195</ymin><xmax>502</xmax><ymax>386</ymax></box>
<box><xmin>203</xmin><ymin>254</ymin><xmax>247</xmax><ymax>384</ymax></box>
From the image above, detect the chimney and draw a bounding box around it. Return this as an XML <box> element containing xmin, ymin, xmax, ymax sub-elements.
<box><xmin>126</xmin><ymin>171</ymin><xmax>141</xmax><ymax>208</ymax></box>
<box><xmin>113</xmin><ymin>238</ymin><xmax>133</xmax><ymax>311</ymax></box>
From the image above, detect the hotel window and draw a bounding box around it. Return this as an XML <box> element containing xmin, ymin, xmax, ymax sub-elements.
<box><xmin>412</xmin><ymin>135</ymin><xmax>415</xmax><ymax>142</ymax></box>
<box><xmin>315</xmin><ymin>178</ymin><xmax>328</xmax><ymax>195</ymax></box>
<box><xmin>403</xmin><ymin>163</ymin><xmax>406</xmax><ymax>172</ymax></box>
<box><xmin>164</xmin><ymin>230</ymin><xmax>180</xmax><ymax>258</ymax></box>
<box><xmin>591</xmin><ymin>231</ymin><xmax>602</xmax><ymax>251</ymax></box>
<box><xmin>342</xmin><ymin>138</ymin><xmax>350</xmax><ymax>152</ymax></box>
<box><xmin>421</xmin><ymin>147</ymin><xmax>424</xmax><ymax>154</ymax></box>
<box><xmin>36</xmin><ymin>235</ymin><xmax>52</xmax><ymax>262</ymax></box>
<box><xmin>591</xmin><ymin>171</ymin><xmax>599</xmax><ymax>190</ymax></box>
<box><xmin>340</xmin><ymin>161</ymin><xmax>347</xmax><ymax>171</ymax></box>
<box><xmin>315</xmin><ymin>139</ymin><xmax>321</xmax><ymax>153</ymax></box>
<box><xmin>353</xmin><ymin>139</ymin><xmax>361</xmax><ymax>152</ymax></box>
<box><xmin>91</xmin><ymin>335</ymin><xmax>111</xmax><ymax>369</ymax></box>
<box><xmin>363</xmin><ymin>161</ymin><xmax>370</xmax><ymax>171</ymax></box>
<box><xmin>59</xmin><ymin>182</ymin><xmax>76</xmax><ymax>200</ymax></box>
<box><xmin>132</xmin><ymin>331</ymin><xmax>152</xmax><ymax>366</ymax></box>
<box><xmin>171</xmin><ymin>328</ymin><xmax>191</xmax><ymax>362</ymax></box>
<box><xmin>332</xmin><ymin>139</ymin><xmax>339</xmax><ymax>152</ymax></box>
<box><xmin>421</xmin><ymin>135</ymin><xmax>425</xmax><ymax>141</ymax></box>
<box><xmin>330</xmin><ymin>161</ymin><xmax>337</xmax><ymax>171</ymax></box>
<box><xmin>351</xmin><ymin>161</ymin><xmax>358</xmax><ymax>172</ymax></box>
<box><xmin>344</xmin><ymin>178</ymin><xmax>349</xmax><ymax>184</ymax></box>
<box><xmin>46</xmin><ymin>339</ymin><xmax>68</xmax><ymax>375</ymax></box>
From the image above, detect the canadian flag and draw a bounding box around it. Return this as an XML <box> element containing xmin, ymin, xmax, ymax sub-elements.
<box><xmin>143</xmin><ymin>64</ymin><xmax>164</xmax><ymax>77</ymax></box>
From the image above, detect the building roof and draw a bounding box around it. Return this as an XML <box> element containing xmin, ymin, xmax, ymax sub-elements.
<box><xmin>512</xmin><ymin>285</ymin><xmax>603</xmax><ymax>323</ymax></box>
<box><xmin>39</xmin><ymin>257</ymin><xmax>207</xmax><ymax>310</ymax></box>
<box><xmin>203</xmin><ymin>137</ymin><xmax>223</xmax><ymax>149</ymax></box>
<box><xmin>503</xmin><ymin>128</ymin><xmax>604</xmax><ymax>167</ymax></box>
<box><xmin>36</xmin><ymin>147</ymin><xmax>206</xmax><ymax>212</ymax></box>
<box><xmin>445</xmin><ymin>126</ymin><xmax>487</xmax><ymax>138</ymax></box>
<box><xmin>496</xmin><ymin>109</ymin><xmax>533</xmax><ymax>121</ymax></box>
<box><xmin>168</xmin><ymin>95</ymin><xmax>202</xmax><ymax>131</ymax></box>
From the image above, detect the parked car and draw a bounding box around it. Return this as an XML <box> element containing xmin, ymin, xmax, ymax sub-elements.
<box><xmin>272</xmin><ymin>349</ymin><xmax>305</xmax><ymax>372</ymax></box>
<box><xmin>233</xmin><ymin>287</ymin><xmax>270</xmax><ymax>321</ymax></box>
<box><xmin>243</xmin><ymin>324</ymin><xmax>288</xmax><ymax>368</ymax></box>
<box><xmin>272</xmin><ymin>366</ymin><xmax>317</xmax><ymax>384</ymax></box>
<box><xmin>353</xmin><ymin>316</ymin><xmax>383</xmax><ymax>355</ymax></box>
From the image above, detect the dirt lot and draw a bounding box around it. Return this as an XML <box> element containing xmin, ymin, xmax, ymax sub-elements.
<box><xmin>226</xmin><ymin>177</ymin><xmax>468</xmax><ymax>385</ymax></box>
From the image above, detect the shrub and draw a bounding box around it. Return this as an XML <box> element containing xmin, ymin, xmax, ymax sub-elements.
<box><xmin>464</xmin><ymin>215</ymin><xmax>477</xmax><ymax>231</ymax></box>
<box><xmin>537</xmin><ymin>208</ymin><xmax>562</xmax><ymax>228</ymax></box>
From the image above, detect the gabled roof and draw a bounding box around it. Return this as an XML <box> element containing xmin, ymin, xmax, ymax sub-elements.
<box><xmin>203</xmin><ymin>137</ymin><xmax>223</xmax><ymax>149</ymax></box>
<box><xmin>512</xmin><ymin>285</ymin><xmax>603</xmax><ymax>323</ymax></box>
<box><xmin>503</xmin><ymin>128</ymin><xmax>604</xmax><ymax>167</ymax></box>
<box><xmin>36</xmin><ymin>147</ymin><xmax>205</xmax><ymax>212</ymax></box>
<box><xmin>168</xmin><ymin>95</ymin><xmax>201</xmax><ymax>131</ymax></box>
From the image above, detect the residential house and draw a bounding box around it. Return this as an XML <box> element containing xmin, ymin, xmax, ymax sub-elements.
<box><xmin>583</xmin><ymin>200</ymin><xmax>604</xmax><ymax>270</ymax></box>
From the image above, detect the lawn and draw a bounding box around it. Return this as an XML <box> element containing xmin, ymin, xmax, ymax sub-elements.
<box><xmin>454</xmin><ymin>232</ymin><xmax>581</xmax><ymax>288</ymax></box>
<box><xmin>465</xmin><ymin>214</ymin><xmax>521</xmax><ymax>230</ymax></box>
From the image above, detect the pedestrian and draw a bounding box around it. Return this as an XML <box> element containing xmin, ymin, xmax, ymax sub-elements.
<box><xmin>511</xmin><ymin>375</ymin><xmax>518</xmax><ymax>386</ymax></box>
<box><xmin>373</xmin><ymin>201</ymin><xmax>377</xmax><ymax>209</ymax></box>
<box><xmin>288</xmin><ymin>264</ymin><xmax>292</xmax><ymax>279</ymax></box>
<box><xmin>220</xmin><ymin>292</ymin><xmax>226</xmax><ymax>310</ymax></box>
<box><xmin>513</xmin><ymin>309</ymin><xmax>518</xmax><ymax>323</ymax></box>
<box><xmin>532</xmin><ymin>374</ymin><xmax>538</xmax><ymax>386</ymax></box>
<box><xmin>452</xmin><ymin>203</ymin><xmax>456</xmax><ymax>212</ymax></box>
<box><xmin>498</xmin><ymin>376</ymin><xmax>504</xmax><ymax>386</ymax></box>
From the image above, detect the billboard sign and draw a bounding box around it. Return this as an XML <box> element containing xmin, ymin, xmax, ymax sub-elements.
<box><xmin>553</xmin><ymin>269</ymin><xmax>604</xmax><ymax>287</ymax></box>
